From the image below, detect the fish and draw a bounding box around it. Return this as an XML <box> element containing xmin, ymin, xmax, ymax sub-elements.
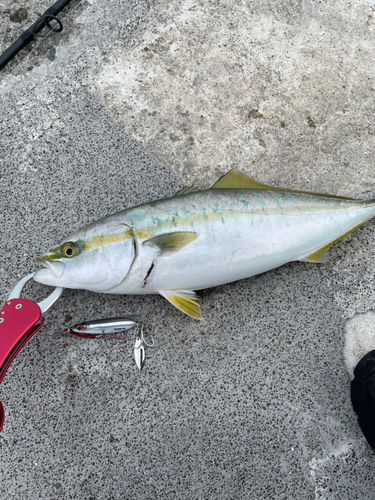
<box><xmin>66</xmin><ymin>318</ymin><xmax>138</xmax><ymax>339</ymax></box>
<box><xmin>34</xmin><ymin>169</ymin><xmax>375</xmax><ymax>319</ymax></box>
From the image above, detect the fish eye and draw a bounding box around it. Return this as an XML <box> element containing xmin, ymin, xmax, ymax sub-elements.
<box><xmin>62</xmin><ymin>242</ymin><xmax>79</xmax><ymax>258</ymax></box>
<box><xmin>76</xmin><ymin>325</ymin><xmax>82</xmax><ymax>331</ymax></box>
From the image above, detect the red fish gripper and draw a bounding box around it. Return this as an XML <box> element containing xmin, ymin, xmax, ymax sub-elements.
<box><xmin>0</xmin><ymin>273</ymin><xmax>63</xmax><ymax>432</ymax></box>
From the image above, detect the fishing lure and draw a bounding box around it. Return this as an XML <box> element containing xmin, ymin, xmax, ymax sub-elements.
<box><xmin>66</xmin><ymin>318</ymin><xmax>154</xmax><ymax>370</ymax></box>
<box><xmin>66</xmin><ymin>317</ymin><xmax>138</xmax><ymax>339</ymax></box>
<box><xmin>133</xmin><ymin>325</ymin><xmax>154</xmax><ymax>371</ymax></box>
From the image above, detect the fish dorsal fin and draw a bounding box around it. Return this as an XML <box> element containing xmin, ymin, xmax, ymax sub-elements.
<box><xmin>160</xmin><ymin>290</ymin><xmax>202</xmax><ymax>319</ymax></box>
<box><xmin>144</xmin><ymin>231</ymin><xmax>199</xmax><ymax>256</ymax></box>
<box><xmin>210</xmin><ymin>169</ymin><xmax>269</xmax><ymax>190</ymax></box>
<box><xmin>210</xmin><ymin>169</ymin><xmax>353</xmax><ymax>200</ymax></box>
<box><xmin>174</xmin><ymin>186</ymin><xmax>200</xmax><ymax>196</ymax></box>
<box><xmin>301</xmin><ymin>222</ymin><xmax>364</xmax><ymax>263</ymax></box>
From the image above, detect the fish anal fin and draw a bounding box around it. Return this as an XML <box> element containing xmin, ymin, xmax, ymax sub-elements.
<box><xmin>211</xmin><ymin>169</ymin><xmax>353</xmax><ymax>199</ymax></box>
<box><xmin>160</xmin><ymin>290</ymin><xmax>203</xmax><ymax>319</ymax></box>
<box><xmin>301</xmin><ymin>248</ymin><xmax>329</xmax><ymax>263</ymax></box>
<box><xmin>144</xmin><ymin>231</ymin><xmax>199</xmax><ymax>256</ymax></box>
<box><xmin>174</xmin><ymin>186</ymin><xmax>200</xmax><ymax>196</ymax></box>
<box><xmin>301</xmin><ymin>222</ymin><xmax>364</xmax><ymax>263</ymax></box>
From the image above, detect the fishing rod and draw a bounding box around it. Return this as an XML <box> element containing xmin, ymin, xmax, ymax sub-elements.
<box><xmin>0</xmin><ymin>0</ymin><xmax>74</xmax><ymax>71</ymax></box>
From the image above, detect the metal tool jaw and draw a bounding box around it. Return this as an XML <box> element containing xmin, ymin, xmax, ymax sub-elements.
<box><xmin>0</xmin><ymin>273</ymin><xmax>63</xmax><ymax>432</ymax></box>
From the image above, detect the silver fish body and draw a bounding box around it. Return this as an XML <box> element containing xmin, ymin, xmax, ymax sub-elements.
<box><xmin>34</xmin><ymin>170</ymin><xmax>375</xmax><ymax>318</ymax></box>
<box><xmin>107</xmin><ymin>190</ymin><xmax>371</xmax><ymax>293</ymax></box>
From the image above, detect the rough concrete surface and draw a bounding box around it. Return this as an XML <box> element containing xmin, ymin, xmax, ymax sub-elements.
<box><xmin>344</xmin><ymin>311</ymin><xmax>375</xmax><ymax>378</ymax></box>
<box><xmin>1</xmin><ymin>0</ymin><xmax>375</xmax><ymax>499</ymax></box>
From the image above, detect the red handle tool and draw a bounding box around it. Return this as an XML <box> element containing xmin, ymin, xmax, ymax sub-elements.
<box><xmin>0</xmin><ymin>273</ymin><xmax>63</xmax><ymax>431</ymax></box>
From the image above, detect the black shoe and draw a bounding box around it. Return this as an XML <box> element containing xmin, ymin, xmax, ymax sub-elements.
<box><xmin>351</xmin><ymin>349</ymin><xmax>375</xmax><ymax>450</ymax></box>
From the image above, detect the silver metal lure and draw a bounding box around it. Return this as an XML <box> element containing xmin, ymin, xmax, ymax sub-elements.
<box><xmin>134</xmin><ymin>336</ymin><xmax>145</xmax><ymax>371</ymax></box>
<box><xmin>134</xmin><ymin>324</ymin><xmax>154</xmax><ymax>371</ymax></box>
<box><xmin>66</xmin><ymin>317</ymin><xmax>138</xmax><ymax>339</ymax></box>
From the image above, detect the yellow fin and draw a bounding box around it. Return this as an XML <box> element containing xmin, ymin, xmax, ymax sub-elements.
<box><xmin>211</xmin><ymin>169</ymin><xmax>269</xmax><ymax>190</ymax></box>
<box><xmin>211</xmin><ymin>169</ymin><xmax>352</xmax><ymax>199</ymax></box>
<box><xmin>301</xmin><ymin>222</ymin><xmax>364</xmax><ymax>263</ymax></box>
<box><xmin>160</xmin><ymin>290</ymin><xmax>203</xmax><ymax>319</ymax></box>
<box><xmin>174</xmin><ymin>186</ymin><xmax>200</xmax><ymax>196</ymax></box>
<box><xmin>144</xmin><ymin>231</ymin><xmax>199</xmax><ymax>256</ymax></box>
<box><xmin>301</xmin><ymin>248</ymin><xmax>329</xmax><ymax>263</ymax></box>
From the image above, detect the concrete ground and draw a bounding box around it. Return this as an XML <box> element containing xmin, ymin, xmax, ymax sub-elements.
<box><xmin>1</xmin><ymin>0</ymin><xmax>375</xmax><ymax>498</ymax></box>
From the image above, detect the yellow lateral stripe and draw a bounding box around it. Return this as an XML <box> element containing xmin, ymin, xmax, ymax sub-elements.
<box><xmin>83</xmin><ymin>227</ymin><xmax>154</xmax><ymax>251</ymax></box>
<box><xmin>83</xmin><ymin>230</ymin><xmax>131</xmax><ymax>251</ymax></box>
<box><xmin>135</xmin><ymin>228</ymin><xmax>154</xmax><ymax>240</ymax></box>
<box><xmin>303</xmin><ymin>222</ymin><xmax>365</xmax><ymax>262</ymax></box>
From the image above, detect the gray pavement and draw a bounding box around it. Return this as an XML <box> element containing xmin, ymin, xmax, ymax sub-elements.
<box><xmin>1</xmin><ymin>0</ymin><xmax>375</xmax><ymax>499</ymax></box>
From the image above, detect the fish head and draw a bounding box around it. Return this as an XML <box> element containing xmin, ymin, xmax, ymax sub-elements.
<box><xmin>34</xmin><ymin>224</ymin><xmax>136</xmax><ymax>291</ymax></box>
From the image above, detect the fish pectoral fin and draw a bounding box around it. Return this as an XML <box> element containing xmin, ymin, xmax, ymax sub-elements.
<box><xmin>211</xmin><ymin>169</ymin><xmax>352</xmax><ymax>199</ymax></box>
<box><xmin>160</xmin><ymin>290</ymin><xmax>203</xmax><ymax>319</ymax></box>
<box><xmin>144</xmin><ymin>231</ymin><xmax>199</xmax><ymax>256</ymax></box>
<box><xmin>300</xmin><ymin>222</ymin><xmax>365</xmax><ymax>263</ymax></box>
<box><xmin>174</xmin><ymin>186</ymin><xmax>200</xmax><ymax>196</ymax></box>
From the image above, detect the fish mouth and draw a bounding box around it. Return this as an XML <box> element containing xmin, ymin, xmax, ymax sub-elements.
<box><xmin>39</xmin><ymin>260</ymin><xmax>64</xmax><ymax>278</ymax></box>
<box><xmin>36</xmin><ymin>250</ymin><xmax>60</xmax><ymax>263</ymax></box>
